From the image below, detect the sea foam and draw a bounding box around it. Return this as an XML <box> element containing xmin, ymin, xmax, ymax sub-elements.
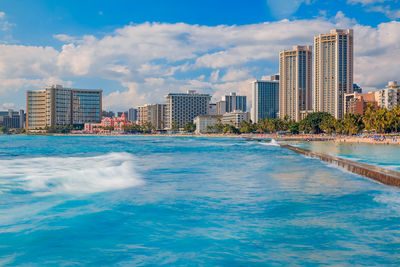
<box><xmin>260</xmin><ymin>138</ymin><xmax>280</xmax><ymax>147</ymax></box>
<box><xmin>0</xmin><ymin>152</ymin><xmax>143</xmax><ymax>196</ymax></box>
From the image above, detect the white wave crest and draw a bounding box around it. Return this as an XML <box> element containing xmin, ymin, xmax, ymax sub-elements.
<box><xmin>260</xmin><ymin>138</ymin><xmax>280</xmax><ymax>147</ymax></box>
<box><xmin>0</xmin><ymin>153</ymin><xmax>143</xmax><ymax>196</ymax></box>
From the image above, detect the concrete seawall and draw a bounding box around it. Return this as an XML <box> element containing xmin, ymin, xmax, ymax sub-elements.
<box><xmin>280</xmin><ymin>144</ymin><xmax>400</xmax><ymax>188</ymax></box>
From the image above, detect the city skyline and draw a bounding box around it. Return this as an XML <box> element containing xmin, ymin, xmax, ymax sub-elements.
<box><xmin>0</xmin><ymin>1</ymin><xmax>399</xmax><ymax>112</ymax></box>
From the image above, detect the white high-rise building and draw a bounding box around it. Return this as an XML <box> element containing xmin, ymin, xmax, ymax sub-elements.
<box><xmin>375</xmin><ymin>81</ymin><xmax>400</xmax><ymax>110</ymax></box>
<box><xmin>314</xmin><ymin>29</ymin><xmax>354</xmax><ymax>119</ymax></box>
<box><xmin>279</xmin><ymin>45</ymin><xmax>312</xmax><ymax>121</ymax></box>
<box><xmin>165</xmin><ymin>90</ymin><xmax>210</xmax><ymax>129</ymax></box>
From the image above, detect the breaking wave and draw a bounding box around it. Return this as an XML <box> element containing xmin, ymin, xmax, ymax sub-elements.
<box><xmin>0</xmin><ymin>153</ymin><xmax>143</xmax><ymax>196</ymax></box>
<box><xmin>260</xmin><ymin>139</ymin><xmax>280</xmax><ymax>147</ymax></box>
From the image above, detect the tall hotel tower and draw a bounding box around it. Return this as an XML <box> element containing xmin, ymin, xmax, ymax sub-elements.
<box><xmin>314</xmin><ymin>29</ymin><xmax>354</xmax><ymax>119</ymax></box>
<box><xmin>279</xmin><ymin>45</ymin><xmax>312</xmax><ymax>121</ymax></box>
<box><xmin>251</xmin><ymin>76</ymin><xmax>279</xmax><ymax>123</ymax></box>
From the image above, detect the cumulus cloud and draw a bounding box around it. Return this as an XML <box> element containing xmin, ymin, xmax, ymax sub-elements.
<box><xmin>0</xmin><ymin>14</ymin><xmax>399</xmax><ymax>110</ymax></box>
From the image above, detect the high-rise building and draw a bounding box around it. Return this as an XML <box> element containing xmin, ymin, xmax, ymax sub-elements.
<box><xmin>138</xmin><ymin>104</ymin><xmax>166</xmax><ymax>130</ymax></box>
<box><xmin>208</xmin><ymin>103</ymin><xmax>217</xmax><ymax>115</ymax></box>
<box><xmin>215</xmin><ymin>93</ymin><xmax>247</xmax><ymax>115</ymax></box>
<box><xmin>26</xmin><ymin>85</ymin><xmax>102</xmax><ymax>130</ymax></box>
<box><xmin>375</xmin><ymin>81</ymin><xmax>400</xmax><ymax>110</ymax></box>
<box><xmin>279</xmin><ymin>45</ymin><xmax>312</xmax><ymax>121</ymax></box>
<box><xmin>251</xmin><ymin>78</ymin><xmax>279</xmax><ymax>123</ymax></box>
<box><xmin>216</xmin><ymin>100</ymin><xmax>226</xmax><ymax>115</ymax></box>
<box><xmin>223</xmin><ymin>92</ymin><xmax>247</xmax><ymax>113</ymax></box>
<box><xmin>26</xmin><ymin>90</ymin><xmax>47</xmax><ymax>129</ymax></box>
<box><xmin>314</xmin><ymin>29</ymin><xmax>354</xmax><ymax>119</ymax></box>
<box><xmin>128</xmin><ymin>108</ymin><xmax>138</xmax><ymax>122</ymax></box>
<box><xmin>0</xmin><ymin>109</ymin><xmax>25</xmax><ymax>129</ymax></box>
<box><xmin>165</xmin><ymin>90</ymin><xmax>210</xmax><ymax>129</ymax></box>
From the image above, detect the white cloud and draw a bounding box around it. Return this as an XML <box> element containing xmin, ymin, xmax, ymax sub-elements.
<box><xmin>266</xmin><ymin>0</ymin><xmax>310</xmax><ymax>19</ymax></box>
<box><xmin>1</xmin><ymin>102</ymin><xmax>15</xmax><ymax>109</ymax></box>
<box><xmin>366</xmin><ymin>5</ymin><xmax>400</xmax><ymax>19</ymax></box>
<box><xmin>0</xmin><ymin>14</ymin><xmax>399</xmax><ymax>110</ymax></box>
<box><xmin>220</xmin><ymin>68</ymin><xmax>252</xmax><ymax>82</ymax></box>
<box><xmin>53</xmin><ymin>34</ymin><xmax>77</xmax><ymax>43</ymax></box>
<box><xmin>347</xmin><ymin>0</ymin><xmax>390</xmax><ymax>5</ymax></box>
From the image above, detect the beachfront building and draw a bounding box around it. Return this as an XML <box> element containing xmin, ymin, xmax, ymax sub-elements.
<box><xmin>208</xmin><ymin>103</ymin><xmax>217</xmax><ymax>115</ymax></box>
<box><xmin>193</xmin><ymin>115</ymin><xmax>221</xmax><ymax>134</ymax></box>
<box><xmin>221</xmin><ymin>110</ymin><xmax>250</xmax><ymax>127</ymax></box>
<box><xmin>138</xmin><ymin>104</ymin><xmax>166</xmax><ymax>130</ymax></box>
<box><xmin>26</xmin><ymin>85</ymin><xmax>102</xmax><ymax>130</ymax></box>
<box><xmin>216</xmin><ymin>100</ymin><xmax>226</xmax><ymax>115</ymax></box>
<box><xmin>84</xmin><ymin>113</ymin><xmax>132</xmax><ymax>133</ymax></box>
<box><xmin>314</xmin><ymin>29</ymin><xmax>354</xmax><ymax>119</ymax></box>
<box><xmin>165</xmin><ymin>90</ymin><xmax>210</xmax><ymax>130</ymax></box>
<box><xmin>215</xmin><ymin>93</ymin><xmax>246</xmax><ymax>115</ymax></box>
<box><xmin>251</xmin><ymin>78</ymin><xmax>279</xmax><ymax>123</ymax></box>
<box><xmin>344</xmin><ymin>92</ymin><xmax>378</xmax><ymax>115</ymax></box>
<box><xmin>279</xmin><ymin>45</ymin><xmax>312</xmax><ymax>122</ymax></box>
<box><xmin>374</xmin><ymin>81</ymin><xmax>400</xmax><ymax>110</ymax></box>
<box><xmin>128</xmin><ymin>108</ymin><xmax>138</xmax><ymax>122</ymax></box>
<box><xmin>223</xmin><ymin>92</ymin><xmax>247</xmax><ymax>113</ymax></box>
<box><xmin>0</xmin><ymin>109</ymin><xmax>25</xmax><ymax>129</ymax></box>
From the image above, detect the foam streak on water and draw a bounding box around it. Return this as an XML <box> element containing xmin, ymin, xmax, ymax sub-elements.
<box><xmin>0</xmin><ymin>152</ymin><xmax>143</xmax><ymax>195</ymax></box>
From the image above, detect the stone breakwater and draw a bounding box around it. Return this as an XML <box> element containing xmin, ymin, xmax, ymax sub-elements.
<box><xmin>279</xmin><ymin>144</ymin><xmax>400</xmax><ymax>188</ymax></box>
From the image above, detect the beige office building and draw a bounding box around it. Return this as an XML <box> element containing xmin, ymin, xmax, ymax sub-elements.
<box><xmin>279</xmin><ymin>45</ymin><xmax>312</xmax><ymax>121</ymax></box>
<box><xmin>314</xmin><ymin>29</ymin><xmax>354</xmax><ymax>119</ymax></box>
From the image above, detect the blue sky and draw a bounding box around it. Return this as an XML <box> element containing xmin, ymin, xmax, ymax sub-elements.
<box><xmin>0</xmin><ymin>0</ymin><xmax>399</xmax><ymax>111</ymax></box>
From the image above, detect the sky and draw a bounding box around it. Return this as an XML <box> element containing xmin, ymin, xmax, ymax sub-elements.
<box><xmin>0</xmin><ymin>0</ymin><xmax>399</xmax><ymax>111</ymax></box>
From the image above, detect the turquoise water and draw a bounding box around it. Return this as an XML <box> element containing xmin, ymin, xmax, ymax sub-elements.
<box><xmin>296</xmin><ymin>141</ymin><xmax>400</xmax><ymax>172</ymax></box>
<box><xmin>1</xmin><ymin>136</ymin><xmax>400</xmax><ymax>265</ymax></box>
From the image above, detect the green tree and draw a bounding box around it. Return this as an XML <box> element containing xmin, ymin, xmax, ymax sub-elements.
<box><xmin>171</xmin><ymin>121</ymin><xmax>179</xmax><ymax>132</ymax></box>
<box><xmin>299</xmin><ymin>112</ymin><xmax>335</xmax><ymax>134</ymax></box>
<box><xmin>239</xmin><ymin>120</ymin><xmax>256</xmax><ymax>133</ymax></box>
<box><xmin>184</xmin><ymin>121</ymin><xmax>196</xmax><ymax>132</ymax></box>
<box><xmin>0</xmin><ymin>126</ymin><xmax>8</xmax><ymax>134</ymax></box>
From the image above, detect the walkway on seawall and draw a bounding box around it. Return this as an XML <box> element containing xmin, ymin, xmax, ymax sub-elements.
<box><xmin>279</xmin><ymin>144</ymin><xmax>400</xmax><ymax>188</ymax></box>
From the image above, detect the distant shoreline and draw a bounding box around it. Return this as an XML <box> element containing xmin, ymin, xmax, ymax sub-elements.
<box><xmin>4</xmin><ymin>132</ymin><xmax>400</xmax><ymax>145</ymax></box>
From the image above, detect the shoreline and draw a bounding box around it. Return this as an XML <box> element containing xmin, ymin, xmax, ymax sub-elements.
<box><xmin>2</xmin><ymin>132</ymin><xmax>400</xmax><ymax>145</ymax></box>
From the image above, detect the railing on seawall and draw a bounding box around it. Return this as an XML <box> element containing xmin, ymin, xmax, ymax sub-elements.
<box><xmin>280</xmin><ymin>144</ymin><xmax>400</xmax><ymax>188</ymax></box>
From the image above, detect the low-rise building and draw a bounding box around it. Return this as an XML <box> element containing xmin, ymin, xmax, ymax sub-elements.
<box><xmin>84</xmin><ymin>113</ymin><xmax>132</xmax><ymax>133</ymax></box>
<box><xmin>345</xmin><ymin>92</ymin><xmax>377</xmax><ymax>115</ymax></box>
<box><xmin>193</xmin><ymin>115</ymin><xmax>221</xmax><ymax>134</ymax></box>
<box><xmin>221</xmin><ymin>110</ymin><xmax>250</xmax><ymax>127</ymax></box>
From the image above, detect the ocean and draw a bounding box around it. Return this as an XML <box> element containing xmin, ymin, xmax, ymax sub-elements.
<box><xmin>0</xmin><ymin>135</ymin><xmax>400</xmax><ymax>265</ymax></box>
